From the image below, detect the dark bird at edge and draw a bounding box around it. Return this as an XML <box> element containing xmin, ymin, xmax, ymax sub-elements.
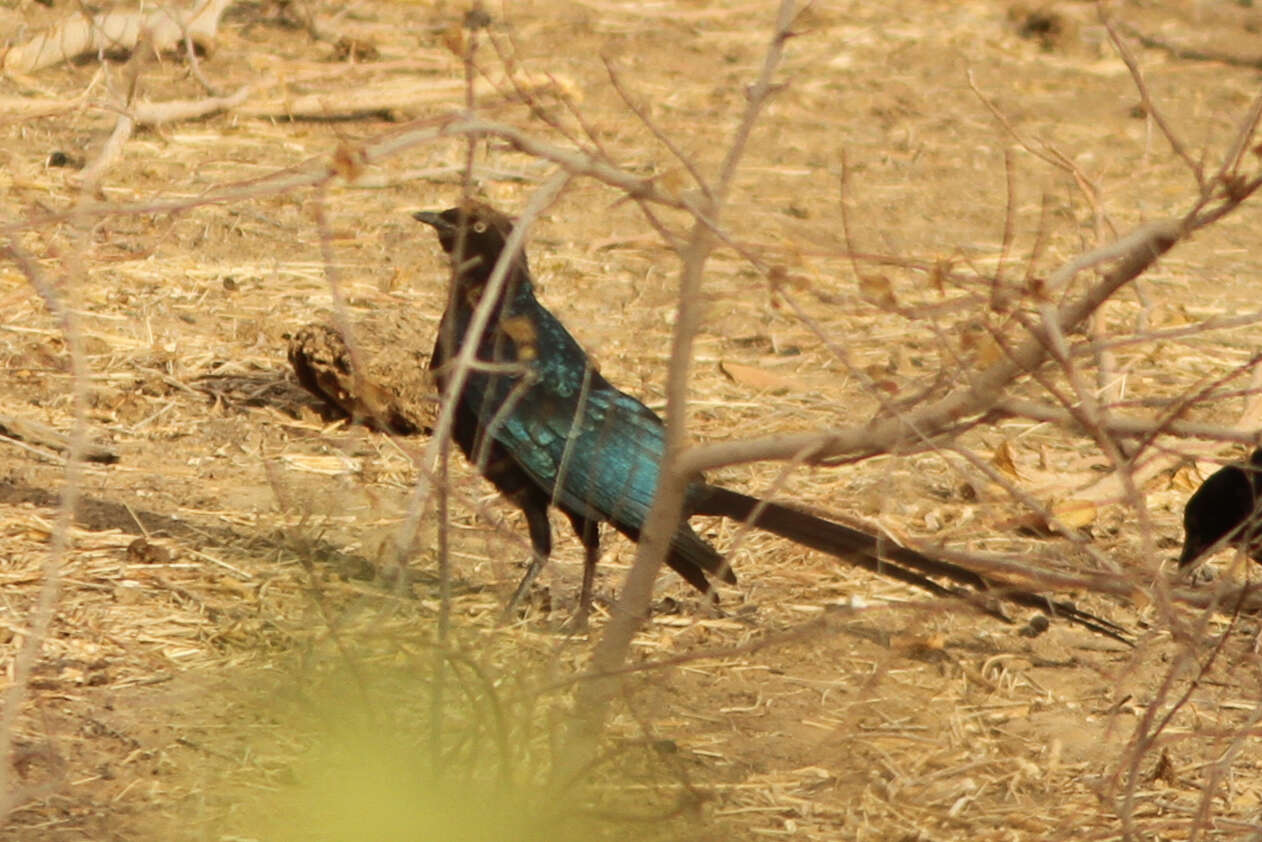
<box><xmin>1179</xmin><ymin>449</ymin><xmax>1262</xmax><ymax>569</ymax></box>
<box><xmin>415</xmin><ymin>201</ymin><xmax>1127</xmax><ymax>641</ymax></box>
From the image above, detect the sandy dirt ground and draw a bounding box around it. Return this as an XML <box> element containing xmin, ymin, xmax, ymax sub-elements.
<box><xmin>3</xmin><ymin>0</ymin><xmax>1262</xmax><ymax>839</ymax></box>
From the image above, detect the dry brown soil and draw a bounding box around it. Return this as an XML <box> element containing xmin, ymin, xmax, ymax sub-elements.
<box><xmin>3</xmin><ymin>1</ymin><xmax>1262</xmax><ymax>839</ymax></box>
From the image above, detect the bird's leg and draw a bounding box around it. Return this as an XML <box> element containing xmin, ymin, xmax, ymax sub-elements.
<box><xmin>565</xmin><ymin>517</ymin><xmax>602</xmax><ymax>632</ymax></box>
<box><xmin>501</xmin><ymin>498</ymin><xmax>554</xmax><ymax>622</ymax></box>
<box><xmin>504</xmin><ymin>554</ymin><xmax>547</xmax><ymax>619</ymax></box>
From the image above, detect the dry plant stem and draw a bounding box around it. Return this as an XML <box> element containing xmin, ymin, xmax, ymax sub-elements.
<box><xmin>1023</xmin><ymin>192</ymin><xmax>1052</xmax><ymax>286</ymax></box>
<box><xmin>183</xmin><ymin>30</ymin><xmax>221</xmax><ymax>96</ymax></box>
<box><xmin>1145</xmin><ymin>357</ymin><xmax>1262</xmax><ymax>446</ymax></box>
<box><xmin>0</xmin><ymin>242</ymin><xmax>89</xmax><ymax>823</ymax></box>
<box><xmin>74</xmin><ymin>42</ymin><xmax>150</xmax><ymax>192</ymax></box>
<box><xmin>966</xmin><ymin>70</ymin><xmax>1110</xmax><ymax>234</ymax></box>
<box><xmin>1091</xmin><ymin>311</ymin><xmax>1121</xmax><ymax>406</ymax></box>
<box><xmin>391</xmin><ymin>170</ymin><xmax>573</xmax><ymax>567</ymax></box>
<box><xmin>1219</xmin><ymin>92</ymin><xmax>1262</xmax><ymax>181</ymax></box>
<box><xmin>0</xmin><ymin>60</ymin><xmax>448</xmax><ymax>119</ymax></box>
<box><xmin>310</xmin><ymin>191</ymin><xmax>373</xmax><ymax>444</ymax></box>
<box><xmin>930</xmin><ymin>543</ymin><xmax>1132</xmax><ymax>598</ymax></box>
<box><xmin>1190</xmin><ymin>699</ymin><xmax>1262</xmax><ymax>842</ymax></box>
<box><xmin>486</xmin><ymin>32</ymin><xmax>587</xmax><ymax>154</ymax></box>
<box><xmin>483</xmin><ymin>33</ymin><xmax>691</xmax><ymax>255</ymax></box>
<box><xmin>547</xmin><ymin>67</ymin><xmax>687</xmax><ymax>251</ymax></box>
<box><xmin>431</xmin><ymin>442</ymin><xmax>451</xmax><ymax>773</ymax></box>
<box><xmin>1114</xmin><ymin>618</ymin><xmax>1234</xmax><ymax>836</ymax></box>
<box><xmin>488</xmin><ymin>32</ymin><xmax>683</xmax><ymax>255</ymax></box>
<box><xmin>306</xmin><ymin>183</ymin><xmax>429</xmax><ymax>611</ymax></box>
<box><xmin>0</xmin><ymin>116</ymin><xmax>688</xmax><ymax>238</ymax></box>
<box><xmin>0</xmin><ymin>65</ymin><xmax>104</xmax><ymax>119</ymax></box>
<box><xmin>484</xmin><ymin>31</ymin><xmax>685</xmax><ymax>251</ymax></box>
<box><xmin>1167</xmin><ymin>583</ymin><xmax>1262</xmax><ymax>614</ymax></box>
<box><xmin>1100</xmin><ymin>10</ymin><xmax>1204</xmax><ymax>189</ymax></box>
<box><xmin>811</xmin><ymin>159</ymin><xmax>974</xmax><ymax>445</ymax></box>
<box><xmin>985</xmin><ymin>324</ymin><xmax>1149</xmax><ymax>569</ymax></box>
<box><xmin>945</xmin><ymin>440</ymin><xmax>1116</xmax><ymax>570</ymax></box>
<box><xmin>1032</xmin><ymin>303</ymin><xmax>1150</xmax><ymax>566</ymax></box>
<box><xmin>1243</xmin><ymin>365</ymin><xmax>1262</xmax><ymax>427</ymax></box>
<box><xmin>420</xmin><ymin>117</ymin><xmax>708</xmax><ymax>216</ymax></box>
<box><xmin>673</xmin><ymin>209</ymin><xmax>1248</xmax><ymax>477</ymax></box>
<box><xmin>568</xmin><ymin>0</ymin><xmax>800</xmax><ymax>780</ymax></box>
<box><xmin>1114</xmin><ymin>18</ymin><xmax>1262</xmax><ymax>71</ymax></box>
<box><xmin>996</xmin><ymin>397</ymin><xmax>1262</xmax><ymax>446</ymax></box>
<box><xmin>1072</xmin><ymin>308</ymin><xmax>1262</xmax><ymax>358</ymax></box>
<box><xmin>535</xmin><ymin>597</ymin><xmax>1089</xmax><ymax>703</ymax></box>
<box><xmin>430</xmin><ymin>24</ymin><xmax>482</xmax><ymax>776</ymax></box>
<box><xmin>130</xmin><ymin>84</ymin><xmax>253</xmax><ymax>124</ymax></box>
<box><xmin>432</xmin><ymin>646</ymin><xmax>514</xmax><ymax>787</ymax></box>
<box><xmin>289</xmin><ymin>542</ymin><xmax>371</xmax><ymax>705</ymax></box>
<box><xmin>601</xmin><ymin>54</ymin><xmax>713</xmax><ymax>203</ymax></box>
<box><xmin>0</xmin><ymin>433</ymin><xmax>79</xmax><ymax>464</ymax></box>
<box><xmin>74</xmin><ymin>111</ymin><xmax>135</xmax><ymax>194</ymax></box>
<box><xmin>1004</xmin><ymin>369</ymin><xmax>1262</xmax><ymax>559</ymax></box>
<box><xmin>777</xmin><ymin>282</ymin><xmax>975</xmax><ymax>458</ymax></box>
<box><xmin>994</xmin><ymin>147</ymin><xmax>1017</xmax><ymax>305</ymax></box>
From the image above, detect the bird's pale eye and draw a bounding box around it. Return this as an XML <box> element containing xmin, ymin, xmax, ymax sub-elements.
<box><xmin>473</xmin><ymin>221</ymin><xmax>488</xmax><ymax>234</ymax></box>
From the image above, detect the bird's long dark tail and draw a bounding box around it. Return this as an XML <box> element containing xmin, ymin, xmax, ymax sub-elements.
<box><xmin>692</xmin><ymin>485</ymin><xmax>1128</xmax><ymax>643</ymax></box>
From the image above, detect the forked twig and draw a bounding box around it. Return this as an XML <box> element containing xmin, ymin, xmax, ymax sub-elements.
<box><xmin>1100</xmin><ymin>11</ymin><xmax>1204</xmax><ymax>190</ymax></box>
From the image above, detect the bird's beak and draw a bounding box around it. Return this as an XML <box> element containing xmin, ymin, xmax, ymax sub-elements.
<box><xmin>413</xmin><ymin>210</ymin><xmax>450</xmax><ymax>232</ymax></box>
<box><xmin>1177</xmin><ymin>543</ymin><xmax>1199</xmax><ymax>567</ymax></box>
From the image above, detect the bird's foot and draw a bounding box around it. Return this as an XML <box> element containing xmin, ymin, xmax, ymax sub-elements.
<box><xmin>560</xmin><ymin>608</ymin><xmax>590</xmax><ymax>635</ymax></box>
<box><xmin>499</xmin><ymin>585</ymin><xmax>552</xmax><ymax>626</ymax></box>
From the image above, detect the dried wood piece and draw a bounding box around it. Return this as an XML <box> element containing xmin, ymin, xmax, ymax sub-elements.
<box><xmin>131</xmin><ymin>84</ymin><xmax>252</xmax><ymax>124</ymax></box>
<box><xmin>0</xmin><ymin>413</ymin><xmax>118</xmax><ymax>464</ymax></box>
<box><xmin>236</xmin><ymin>72</ymin><xmax>576</xmax><ymax>121</ymax></box>
<box><xmin>287</xmin><ymin>323</ymin><xmax>435</xmax><ymax>437</ymax></box>
<box><xmin>2</xmin><ymin>0</ymin><xmax>234</xmax><ymax>75</ymax></box>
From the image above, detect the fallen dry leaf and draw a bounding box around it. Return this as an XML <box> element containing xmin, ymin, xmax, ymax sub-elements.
<box><xmin>992</xmin><ymin>439</ymin><xmax>1020</xmax><ymax>480</ymax></box>
<box><xmin>858</xmin><ymin>273</ymin><xmax>896</xmax><ymax>308</ymax></box>
<box><xmin>719</xmin><ymin>360</ymin><xmax>804</xmax><ymax>393</ymax></box>
<box><xmin>1051</xmin><ymin>498</ymin><xmax>1097</xmax><ymax>529</ymax></box>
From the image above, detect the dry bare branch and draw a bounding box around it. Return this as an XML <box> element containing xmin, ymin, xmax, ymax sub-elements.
<box><xmin>569</xmin><ymin>0</ymin><xmax>802</xmax><ymax>779</ymax></box>
<box><xmin>1114</xmin><ymin>18</ymin><xmax>1262</xmax><ymax>71</ymax></box>
<box><xmin>1100</xmin><ymin>10</ymin><xmax>1205</xmax><ymax>190</ymax></box>
<box><xmin>131</xmin><ymin>83</ymin><xmax>252</xmax><ymax>124</ymax></box>
<box><xmin>672</xmin><ymin>211</ymin><xmax>1256</xmax><ymax>477</ymax></box>
<box><xmin>72</xmin><ymin>110</ymin><xmax>135</xmax><ymax>193</ymax></box>
<box><xmin>0</xmin><ymin>241</ymin><xmax>90</xmax><ymax>824</ymax></box>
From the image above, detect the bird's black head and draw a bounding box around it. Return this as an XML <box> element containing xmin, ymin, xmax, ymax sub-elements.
<box><xmin>1179</xmin><ymin>459</ymin><xmax>1259</xmax><ymax>567</ymax></box>
<box><xmin>413</xmin><ymin>202</ymin><xmax>515</xmax><ymax>264</ymax></box>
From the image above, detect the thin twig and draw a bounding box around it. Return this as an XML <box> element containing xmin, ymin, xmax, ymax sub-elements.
<box><xmin>0</xmin><ymin>241</ymin><xmax>89</xmax><ymax>823</ymax></box>
<box><xmin>675</xmin><ymin>218</ymin><xmax>1190</xmax><ymax>477</ymax></box>
<box><xmin>392</xmin><ymin>171</ymin><xmax>573</xmax><ymax>573</ymax></box>
<box><xmin>569</xmin><ymin>0</ymin><xmax>802</xmax><ymax>785</ymax></box>
<box><xmin>602</xmin><ymin>54</ymin><xmax>713</xmax><ymax>204</ymax></box>
<box><xmin>1100</xmin><ymin>11</ymin><xmax>1204</xmax><ymax>190</ymax></box>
